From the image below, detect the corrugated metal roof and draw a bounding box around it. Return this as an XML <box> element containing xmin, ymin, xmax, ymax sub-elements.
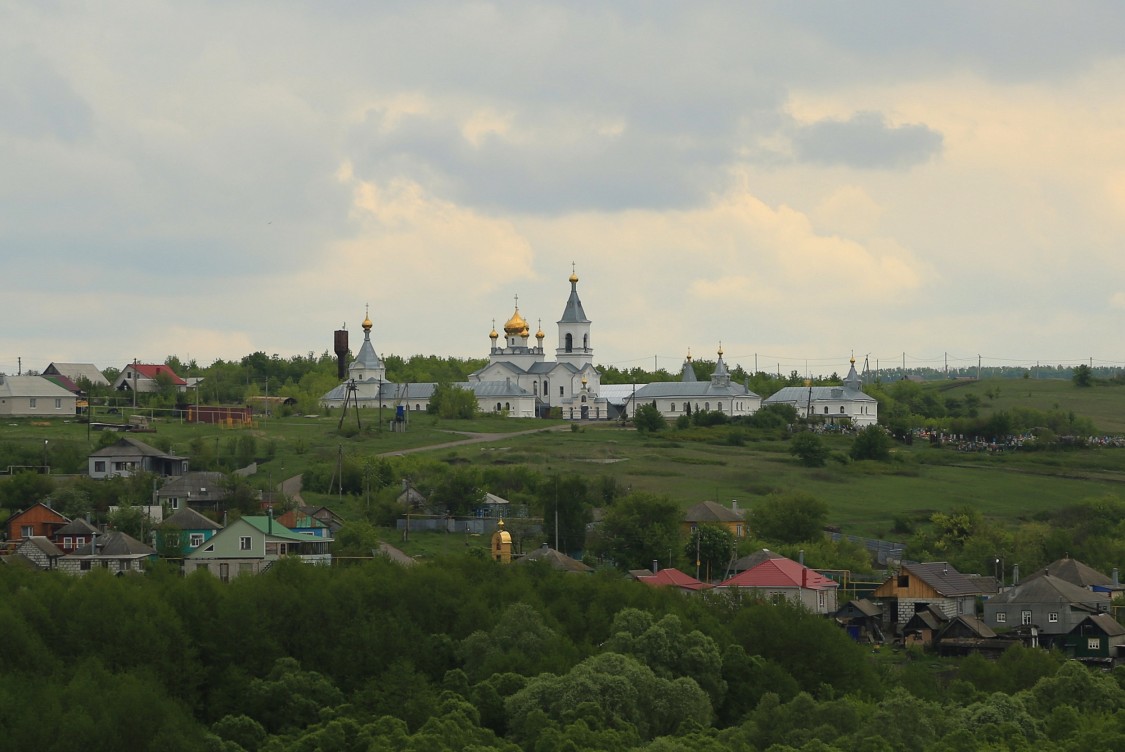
<box><xmin>0</xmin><ymin>375</ymin><xmax>78</xmax><ymax>399</ymax></box>
<box><xmin>720</xmin><ymin>557</ymin><xmax>839</xmax><ymax>590</ymax></box>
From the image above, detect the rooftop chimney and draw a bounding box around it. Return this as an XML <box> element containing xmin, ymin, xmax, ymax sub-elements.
<box><xmin>1113</xmin><ymin>568</ymin><xmax>1119</xmax><ymax>587</ymax></box>
<box><xmin>652</xmin><ymin>559</ymin><xmax>659</xmax><ymax>574</ymax></box>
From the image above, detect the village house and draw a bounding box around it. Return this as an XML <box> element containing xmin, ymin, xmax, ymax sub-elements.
<box><xmin>88</xmin><ymin>437</ymin><xmax>189</xmax><ymax>479</ymax></box>
<box><xmin>983</xmin><ymin>574</ymin><xmax>1112</xmax><ymax>648</ymax></box>
<box><xmin>717</xmin><ymin>554</ymin><xmax>839</xmax><ymax>615</ymax></box>
<box><xmin>157</xmin><ymin>471</ymin><xmax>228</xmax><ymax>511</ymax></box>
<box><xmin>682</xmin><ymin>500</ymin><xmax>746</xmax><ymax>540</ymax></box>
<box><xmin>53</xmin><ymin>518</ymin><xmax>99</xmax><ymax>554</ymax></box>
<box><xmin>185</xmin><ymin>516</ymin><xmax>332</xmax><ymax>581</ymax></box>
<box><xmin>6</xmin><ymin>503</ymin><xmax>69</xmax><ymax>543</ymax></box>
<box><xmin>58</xmin><ymin>531</ymin><xmax>158</xmax><ymax>576</ymax></box>
<box><xmin>870</xmin><ymin>562</ymin><xmax>987</xmax><ymax>634</ymax></box>
<box><xmin>0</xmin><ymin>375</ymin><xmax>78</xmax><ymax>417</ymax></box>
<box><xmin>159</xmin><ymin>507</ymin><xmax>223</xmax><ymax>556</ymax></box>
<box><xmin>112</xmin><ymin>363</ymin><xmax>188</xmax><ymax>393</ymax></box>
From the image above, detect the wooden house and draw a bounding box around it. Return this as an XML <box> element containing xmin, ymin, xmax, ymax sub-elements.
<box><xmin>901</xmin><ymin>603</ymin><xmax>949</xmax><ymax>647</ymax></box>
<box><xmin>6</xmin><ymin>503</ymin><xmax>69</xmax><ymax>543</ymax></box>
<box><xmin>835</xmin><ymin>598</ymin><xmax>885</xmax><ymax>643</ymax></box>
<box><xmin>159</xmin><ymin>507</ymin><xmax>223</xmax><ymax>556</ymax></box>
<box><xmin>871</xmin><ymin>562</ymin><xmax>986</xmax><ymax>631</ymax></box>
<box><xmin>933</xmin><ymin>615</ymin><xmax>1023</xmax><ymax>658</ymax></box>
<box><xmin>53</xmin><ymin>518</ymin><xmax>99</xmax><ymax>554</ymax></box>
<box><xmin>1064</xmin><ymin>613</ymin><xmax>1125</xmax><ymax>666</ymax></box>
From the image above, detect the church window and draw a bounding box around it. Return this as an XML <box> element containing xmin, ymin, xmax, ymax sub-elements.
<box><xmin>670</xmin><ymin>403</ymin><xmax>676</xmax><ymax>411</ymax></box>
<box><xmin>559</xmin><ymin>386</ymin><xmax>564</xmax><ymax>397</ymax></box>
<box><xmin>565</xmin><ymin>333</ymin><xmax>573</xmax><ymax>353</ymax></box>
<box><xmin>683</xmin><ymin>403</ymin><xmax>689</xmax><ymax>412</ymax></box>
<box><xmin>717</xmin><ymin>402</ymin><xmax>723</xmax><ymax>411</ymax></box>
<box><xmin>583</xmin><ymin>334</ymin><xmax>588</xmax><ymax>350</ymax></box>
<box><xmin>840</xmin><ymin>406</ymin><xmax>845</xmax><ymax>413</ymax></box>
<box><xmin>581</xmin><ymin>395</ymin><xmax>586</xmax><ymax>403</ymax></box>
<box><xmin>823</xmin><ymin>406</ymin><xmax>829</xmax><ymax>414</ymax></box>
<box><xmin>496</xmin><ymin>403</ymin><xmax>502</xmax><ymax>412</ymax></box>
<box><xmin>704</xmin><ymin>402</ymin><xmax>710</xmax><ymax>411</ymax></box>
<box><xmin>533</xmin><ymin>382</ymin><xmax>538</xmax><ymax>395</ymax></box>
<box><xmin>504</xmin><ymin>402</ymin><xmax>510</xmax><ymax>411</ymax></box>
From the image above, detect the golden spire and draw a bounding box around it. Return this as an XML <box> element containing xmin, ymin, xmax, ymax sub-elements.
<box><xmin>717</xmin><ymin>341</ymin><xmax>724</xmax><ymax>357</ymax></box>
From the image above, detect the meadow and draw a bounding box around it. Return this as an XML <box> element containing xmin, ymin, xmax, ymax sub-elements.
<box><xmin>4</xmin><ymin>377</ymin><xmax>1125</xmax><ymax>546</ymax></box>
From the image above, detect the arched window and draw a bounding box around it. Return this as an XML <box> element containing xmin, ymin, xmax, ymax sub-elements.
<box><xmin>583</xmin><ymin>334</ymin><xmax>588</xmax><ymax>350</ymax></box>
<box><xmin>504</xmin><ymin>402</ymin><xmax>510</xmax><ymax>411</ymax></box>
<box><xmin>717</xmin><ymin>402</ymin><xmax>723</xmax><ymax>411</ymax></box>
<box><xmin>533</xmin><ymin>382</ymin><xmax>538</xmax><ymax>395</ymax></box>
<box><xmin>670</xmin><ymin>403</ymin><xmax>676</xmax><ymax>412</ymax></box>
<box><xmin>684</xmin><ymin>403</ymin><xmax>689</xmax><ymax>412</ymax></box>
<box><xmin>581</xmin><ymin>395</ymin><xmax>587</xmax><ymax>403</ymax></box>
<box><xmin>415</xmin><ymin>404</ymin><xmax>420</xmax><ymax>411</ymax></box>
<box><xmin>823</xmin><ymin>406</ymin><xmax>829</xmax><ymax>414</ymax></box>
<box><xmin>565</xmin><ymin>333</ymin><xmax>573</xmax><ymax>353</ymax></box>
<box><xmin>496</xmin><ymin>403</ymin><xmax>502</xmax><ymax>412</ymax></box>
<box><xmin>840</xmin><ymin>406</ymin><xmax>846</xmax><ymax>413</ymax></box>
<box><xmin>705</xmin><ymin>402</ymin><xmax>710</xmax><ymax>411</ymax></box>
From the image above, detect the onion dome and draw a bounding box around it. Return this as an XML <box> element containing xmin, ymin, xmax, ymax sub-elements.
<box><xmin>489</xmin><ymin>319</ymin><xmax>498</xmax><ymax>341</ymax></box>
<box><xmin>362</xmin><ymin>305</ymin><xmax>373</xmax><ymax>332</ymax></box>
<box><xmin>504</xmin><ymin>306</ymin><xmax>529</xmax><ymax>336</ymax></box>
<box><xmin>536</xmin><ymin>319</ymin><xmax>545</xmax><ymax>341</ymax></box>
<box><xmin>569</xmin><ymin>271</ymin><xmax>579</xmax><ymax>284</ymax></box>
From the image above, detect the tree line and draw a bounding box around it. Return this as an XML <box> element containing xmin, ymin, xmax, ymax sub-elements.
<box><xmin>2</xmin><ymin>557</ymin><xmax>1123</xmax><ymax>751</ymax></box>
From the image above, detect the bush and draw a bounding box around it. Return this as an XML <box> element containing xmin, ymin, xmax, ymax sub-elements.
<box><xmin>790</xmin><ymin>432</ymin><xmax>828</xmax><ymax>467</ymax></box>
<box><xmin>851</xmin><ymin>425</ymin><xmax>892</xmax><ymax>461</ymax></box>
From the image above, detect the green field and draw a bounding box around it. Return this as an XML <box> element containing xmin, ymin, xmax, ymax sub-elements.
<box><xmin>4</xmin><ymin>378</ymin><xmax>1125</xmax><ymax>546</ymax></box>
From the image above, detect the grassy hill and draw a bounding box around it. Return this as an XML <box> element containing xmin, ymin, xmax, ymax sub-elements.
<box><xmin>3</xmin><ymin>378</ymin><xmax>1125</xmax><ymax>546</ymax></box>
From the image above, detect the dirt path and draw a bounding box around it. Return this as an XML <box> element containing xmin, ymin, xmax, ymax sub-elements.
<box><xmin>375</xmin><ymin>424</ymin><xmax>571</xmax><ymax>457</ymax></box>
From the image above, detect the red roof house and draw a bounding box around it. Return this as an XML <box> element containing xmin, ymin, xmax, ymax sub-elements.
<box><xmin>6</xmin><ymin>503</ymin><xmax>69</xmax><ymax>543</ymax></box>
<box><xmin>718</xmin><ymin>555</ymin><xmax>839</xmax><ymax>614</ymax></box>
<box><xmin>112</xmin><ymin>363</ymin><xmax>188</xmax><ymax>393</ymax></box>
<box><xmin>636</xmin><ymin>567</ymin><xmax>713</xmax><ymax>593</ymax></box>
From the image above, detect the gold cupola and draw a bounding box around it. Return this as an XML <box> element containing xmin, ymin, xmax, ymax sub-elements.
<box><xmin>536</xmin><ymin>318</ymin><xmax>545</xmax><ymax>341</ymax></box>
<box><xmin>362</xmin><ymin>304</ymin><xmax>373</xmax><ymax>333</ymax></box>
<box><xmin>503</xmin><ymin>294</ymin><xmax>529</xmax><ymax>337</ymax></box>
<box><xmin>489</xmin><ymin>319</ymin><xmax>498</xmax><ymax>341</ymax></box>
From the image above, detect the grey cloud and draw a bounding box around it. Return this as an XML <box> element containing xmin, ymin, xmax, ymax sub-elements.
<box><xmin>791</xmin><ymin>111</ymin><xmax>943</xmax><ymax>169</ymax></box>
<box><xmin>0</xmin><ymin>45</ymin><xmax>92</xmax><ymax>141</ymax></box>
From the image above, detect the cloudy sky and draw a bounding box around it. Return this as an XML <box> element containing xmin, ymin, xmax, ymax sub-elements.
<box><xmin>5</xmin><ymin>1</ymin><xmax>1125</xmax><ymax>378</ymax></box>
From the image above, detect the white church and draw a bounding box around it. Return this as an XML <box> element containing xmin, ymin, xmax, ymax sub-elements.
<box><xmin>321</xmin><ymin>270</ymin><xmax>877</xmax><ymax>425</ymax></box>
<box><xmin>321</xmin><ymin>271</ymin><xmax>609</xmax><ymax>420</ymax></box>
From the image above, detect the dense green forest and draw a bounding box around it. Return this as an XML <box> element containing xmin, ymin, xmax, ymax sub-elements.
<box><xmin>3</xmin><ymin>558</ymin><xmax>1124</xmax><ymax>752</ymax></box>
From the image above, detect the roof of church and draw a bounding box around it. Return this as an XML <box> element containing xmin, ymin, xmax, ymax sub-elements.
<box><xmin>764</xmin><ymin>385</ymin><xmax>876</xmax><ymax>404</ymax></box>
<box><xmin>352</xmin><ymin>329</ymin><xmax>384</xmax><ymax>371</ymax></box>
<box><xmin>632</xmin><ymin>381</ymin><xmax>757</xmax><ymax>399</ymax></box>
<box><xmin>558</xmin><ymin>273</ymin><xmax>589</xmax><ymax>324</ymax></box>
<box><xmin>680</xmin><ymin>356</ymin><xmax>697</xmax><ymax>382</ymax></box>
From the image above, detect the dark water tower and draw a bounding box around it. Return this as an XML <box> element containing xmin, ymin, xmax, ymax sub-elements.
<box><xmin>334</xmin><ymin>327</ymin><xmax>349</xmax><ymax>380</ymax></box>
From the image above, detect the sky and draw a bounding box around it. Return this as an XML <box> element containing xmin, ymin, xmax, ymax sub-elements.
<box><xmin>5</xmin><ymin>1</ymin><xmax>1125</xmax><ymax>379</ymax></box>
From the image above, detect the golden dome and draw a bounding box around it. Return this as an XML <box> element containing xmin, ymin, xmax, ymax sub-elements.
<box><xmin>717</xmin><ymin>342</ymin><xmax>724</xmax><ymax>357</ymax></box>
<box><xmin>489</xmin><ymin>319</ymin><xmax>498</xmax><ymax>340</ymax></box>
<box><xmin>686</xmin><ymin>348</ymin><xmax>693</xmax><ymax>362</ymax></box>
<box><xmin>569</xmin><ymin>271</ymin><xmax>579</xmax><ymax>283</ymax></box>
<box><xmin>504</xmin><ymin>307</ymin><xmax>528</xmax><ymax>336</ymax></box>
<box><xmin>536</xmin><ymin>327</ymin><xmax>545</xmax><ymax>340</ymax></box>
<box><xmin>362</xmin><ymin>305</ymin><xmax>372</xmax><ymax>332</ymax></box>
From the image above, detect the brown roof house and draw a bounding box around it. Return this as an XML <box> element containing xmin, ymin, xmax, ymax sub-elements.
<box><xmin>871</xmin><ymin>562</ymin><xmax>988</xmax><ymax>633</ymax></box>
<box><xmin>157</xmin><ymin>471</ymin><xmax>228</xmax><ymax>512</ymax></box>
<box><xmin>682</xmin><ymin>500</ymin><xmax>746</xmax><ymax>540</ymax></box>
